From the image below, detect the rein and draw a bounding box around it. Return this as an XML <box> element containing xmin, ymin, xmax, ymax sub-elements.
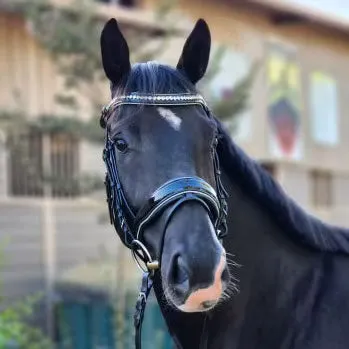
<box><xmin>101</xmin><ymin>92</ymin><xmax>228</xmax><ymax>349</ymax></box>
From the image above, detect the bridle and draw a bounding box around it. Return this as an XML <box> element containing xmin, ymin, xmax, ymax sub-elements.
<box><xmin>101</xmin><ymin>92</ymin><xmax>228</xmax><ymax>349</ymax></box>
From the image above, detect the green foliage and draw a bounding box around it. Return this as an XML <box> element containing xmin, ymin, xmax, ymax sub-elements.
<box><xmin>199</xmin><ymin>45</ymin><xmax>259</xmax><ymax>121</ymax></box>
<box><xmin>0</xmin><ymin>296</ymin><xmax>53</xmax><ymax>349</ymax></box>
<box><xmin>0</xmin><ymin>242</ymin><xmax>54</xmax><ymax>349</ymax></box>
<box><xmin>210</xmin><ymin>61</ymin><xmax>260</xmax><ymax>121</ymax></box>
<box><xmin>30</xmin><ymin>114</ymin><xmax>104</xmax><ymax>143</ymax></box>
<box><xmin>200</xmin><ymin>45</ymin><xmax>227</xmax><ymax>85</ymax></box>
<box><xmin>23</xmin><ymin>0</ymin><xmax>104</xmax><ymax>115</ymax></box>
<box><xmin>21</xmin><ymin>0</ymin><xmax>181</xmax><ymax>118</ymax></box>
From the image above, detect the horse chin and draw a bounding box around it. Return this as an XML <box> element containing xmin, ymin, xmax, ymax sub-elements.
<box><xmin>163</xmin><ymin>293</ymin><xmax>217</xmax><ymax>313</ymax></box>
<box><xmin>162</xmin><ymin>285</ymin><xmax>221</xmax><ymax>313</ymax></box>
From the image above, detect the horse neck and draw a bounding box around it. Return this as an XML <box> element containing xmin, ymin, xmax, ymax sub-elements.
<box><xmin>221</xmin><ymin>170</ymin><xmax>323</xmax><ymax>348</ymax></box>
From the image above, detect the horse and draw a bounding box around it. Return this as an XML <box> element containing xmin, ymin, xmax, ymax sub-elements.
<box><xmin>99</xmin><ymin>17</ymin><xmax>349</xmax><ymax>349</ymax></box>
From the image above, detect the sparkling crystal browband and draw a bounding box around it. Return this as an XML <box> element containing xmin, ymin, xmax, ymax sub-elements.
<box><xmin>102</xmin><ymin>93</ymin><xmax>209</xmax><ymax>122</ymax></box>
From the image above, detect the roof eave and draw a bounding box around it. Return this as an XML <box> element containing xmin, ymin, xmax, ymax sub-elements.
<box><xmin>247</xmin><ymin>0</ymin><xmax>349</xmax><ymax>36</ymax></box>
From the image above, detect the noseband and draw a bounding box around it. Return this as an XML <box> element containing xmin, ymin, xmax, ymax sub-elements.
<box><xmin>101</xmin><ymin>92</ymin><xmax>228</xmax><ymax>349</ymax></box>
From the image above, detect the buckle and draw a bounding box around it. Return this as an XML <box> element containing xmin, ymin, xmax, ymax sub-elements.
<box><xmin>131</xmin><ymin>240</ymin><xmax>159</xmax><ymax>274</ymax></box>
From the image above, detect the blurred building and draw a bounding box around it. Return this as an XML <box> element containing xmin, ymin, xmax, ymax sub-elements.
<box><xmin>0</xmin><ymin>0</ymin><xmax>349</xmax><ymax>321</ymax></box>
<box><xmin>1</xmin><ymin>0</ymin><xmax>348</xmax><ymax>220</ymax></box>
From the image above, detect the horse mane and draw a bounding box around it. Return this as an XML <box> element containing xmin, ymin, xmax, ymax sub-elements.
<box><xmin>216</xmin><ymin>119</ymin><xmax>349</xmax><ymax>255</ymax></box>
<box><xmin>115</xmin><ymin>61</ymin><xmax>197</xmax><ymax>96</ymax></box>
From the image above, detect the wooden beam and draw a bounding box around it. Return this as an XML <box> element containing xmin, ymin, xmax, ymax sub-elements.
<box><xmin>271</xmin><ymin>12</ymin><xmax>304</xmax><ymax>26</ymax></box>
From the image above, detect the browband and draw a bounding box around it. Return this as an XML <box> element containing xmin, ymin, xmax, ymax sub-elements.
<box><xmin>101</xmin><ymin>92</ymin><xmax>209</xmax><ymax>124</ymax></box>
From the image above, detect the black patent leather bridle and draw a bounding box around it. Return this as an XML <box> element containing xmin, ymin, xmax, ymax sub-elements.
<box><xmin>101</xmin><ymin>92</ymin><xmax>228</xmax><ymax>349</ymax></box>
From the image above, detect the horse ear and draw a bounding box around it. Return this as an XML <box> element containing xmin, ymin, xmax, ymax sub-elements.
<box><xmin>176</xmin><ymin>19</ymin><xmax>211</xmax><ymax>84</ymax></box>
<box><xmin>100</xmin><ymin>18</ymin><xmax>131</xmax><ymax>86</ymax></box>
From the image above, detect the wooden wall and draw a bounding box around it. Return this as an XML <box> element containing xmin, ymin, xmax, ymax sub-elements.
<box><xmin>1</xmin><ymin>200</ymin><xmax>120</xmax><ymax>304</ymax></box>
<box><xmin>0</xmin><ymin>14</ymin><xmax>58</xmax><ymax>117</ymax></box>
<box><xmin>0</xmin><ymin>12</ymin><xmax>105</xmax><ymax>120</ymax></box>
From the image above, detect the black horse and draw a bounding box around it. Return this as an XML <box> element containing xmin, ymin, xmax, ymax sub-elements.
<box><xmin>100</xmin><ymin>18</ymin><xmax>349</xmax><ymax>349</ymax></box>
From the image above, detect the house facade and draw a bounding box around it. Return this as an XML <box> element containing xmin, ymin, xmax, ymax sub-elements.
<box><xmin>2</xmin><ymin>0</ymin><xmax>349</xmax><ymax>221</ymax></box>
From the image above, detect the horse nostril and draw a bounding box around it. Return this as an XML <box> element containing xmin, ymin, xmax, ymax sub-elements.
<box><xmin>169</xmin><ymin>255</ymin><xmax>190</xmax><ymax>299</ymax></box>
<box><xmin>171</xmin><ymin>255</ymin><xmax>189</xmax><ymax>284</ymax></box>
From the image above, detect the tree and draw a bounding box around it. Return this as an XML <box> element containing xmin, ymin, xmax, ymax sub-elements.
<box><xmin>21</xmin><ymin>0</ymin><xmax>180</xmax><ymax>117</ymax></box>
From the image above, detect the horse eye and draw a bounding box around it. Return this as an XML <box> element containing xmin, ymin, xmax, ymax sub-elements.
<box><xmin>115</xmin><ymin>139</ymin><xmax>128</xmax><ymax>153</ymax></box>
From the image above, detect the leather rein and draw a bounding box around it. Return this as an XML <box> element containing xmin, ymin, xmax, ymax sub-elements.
<box><xmin>101</xmin><ymin>92</ymin><xmax>228</xmax><ymax>349</ymax></box>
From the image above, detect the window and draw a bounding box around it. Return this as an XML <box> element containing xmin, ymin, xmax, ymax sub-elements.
<box><xmin>50</xmin><ymin>133</ymin><xmax>80</xmax><ymax>198</ymax></box>
<box><xmin>311</xmin><ymin>170</ymin><xmax>333</xmax><ymax>208</ymax></box>
<box><xmin>9</xmin><ymin>131</ymin><xmax>44</xmax><ymax>197</ymax></box>
<box><xmin>309</xmin><ymin>71</ymin><xmax>339</xmax><ymax>146</ymax></box>
<box><xmin>8</xmin><ymin>130</ymin><xmax>80</xmax><ymax>198</ymax></box>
